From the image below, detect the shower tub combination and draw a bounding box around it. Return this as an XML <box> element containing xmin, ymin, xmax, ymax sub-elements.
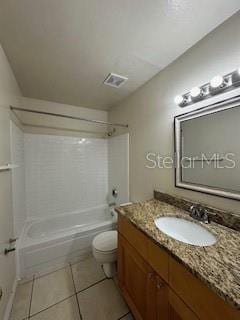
<box><xmin>18</xmin><ymin>205</ymin><xmax>116</xmax><ymax>278</ymax></box>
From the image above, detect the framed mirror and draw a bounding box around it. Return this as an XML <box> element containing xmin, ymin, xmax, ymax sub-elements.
<box><xmin>174</xmin><ymin>95</ymin><xmax>240</xmax><ymax>200</ymax></box>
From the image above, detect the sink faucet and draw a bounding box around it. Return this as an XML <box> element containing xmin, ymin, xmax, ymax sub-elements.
<box><xmin>190</xmin><ymin>205</ymin><xmax>209</xmax><ymax>224</ymax></box>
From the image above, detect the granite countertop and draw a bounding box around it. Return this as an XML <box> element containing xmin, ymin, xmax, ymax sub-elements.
<box><xmin>116</xmin><ymin>199</ymin><xmax>240</xmax><ymax>309</ymax></box>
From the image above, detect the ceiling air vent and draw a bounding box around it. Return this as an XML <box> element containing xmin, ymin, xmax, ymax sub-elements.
<box><xmin>103</xmin><ymin>73</ymin><xmax>128</xmax><ymax>88</ymax></box>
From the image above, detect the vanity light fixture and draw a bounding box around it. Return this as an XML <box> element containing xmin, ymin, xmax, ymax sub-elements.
<box><xmin>210</xmin><ymin>75</ymin><xmax>224</xmax><ymax>89</ymax></box>
<box><xmin>78</xmin><ymin>138</ymin><xmax>86</xmax><ymax>144</ymax></box>
<box><xmin>190</xmin><ymin>87</ymin><xmax>201</xmax><ymax>98</ymax></box>
<box><xmin>175</xmin><ymin>68</ymin><xmax>240</xmax><ymax>107</ymax></box>
<box><xmin>174</xmin><ymin>95</ymin><xmax>184</xmax><ymax>105</ymax></box>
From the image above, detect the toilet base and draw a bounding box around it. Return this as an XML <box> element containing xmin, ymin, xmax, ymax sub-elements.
<box><xmin>102</xmin><ymin>262</ymin><xmax>116</xmax><ymax>278</ymax></box>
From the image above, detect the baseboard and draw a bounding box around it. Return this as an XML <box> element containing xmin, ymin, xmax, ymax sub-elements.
<box><xmin>3</xmin><ymin>278</ymin><xmax>17</xmax><ymax>320</ymax></box>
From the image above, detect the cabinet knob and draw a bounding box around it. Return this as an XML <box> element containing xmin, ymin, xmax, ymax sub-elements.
<box><xmin>157</xmin><ymin>279</ymin><xmax>164</xmax><ymax>289</ymax></box>
<box><xmin>148</xmin><ymin>272</ymin><xmax>154</xmax><ymax>280</ymax></box>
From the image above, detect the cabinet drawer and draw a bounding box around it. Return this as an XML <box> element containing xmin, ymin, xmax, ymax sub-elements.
<box><xmin>148</xmin><ymin>240</ymin><xmax>169</xmax><ymax>282</ymax></box>
<box><xmin>169</xmin><ymin>257</ymin><xmax>240</xmax><ymax>320</ymax></box>
<box><xmin>118</xmin><ymin>215</ymin><xmax>148</xmax><ymax>260</ymax></box>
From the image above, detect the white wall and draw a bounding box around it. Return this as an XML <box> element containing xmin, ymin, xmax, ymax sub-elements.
<box><xmin>108</xmin><ymin>134</ymin><xmax>129</xmax><ymax>206</ymax></box>
<box><xmin>109</xmin><ymin>12</ymin><xmax>240</xmax><ymax>214</ymax></box>
<box><xmin>10</xmin><ymin>121</ymin><xmax>26</xmax><ymax>237</ymax></box>
<box><xmin>24</xmin><ymin>134</ymin><xmax>108</xmax><ymax>219</ymax></box>
<box><xmin>17</xmin><ymin>97</ymin><xmax>108</xmax><ymax>138</ymax></box>
<box><xmin>0</xmin><ymin>44</ymin><xmax>22</xmax><ymax>319</ymax></box>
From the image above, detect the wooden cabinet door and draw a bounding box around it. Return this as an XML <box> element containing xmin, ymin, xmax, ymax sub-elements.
<box><xmin>148</xmin><ymin>274</ymin><xmax>169</xmax><ymax>320</ymax></box>
<box><xmin>118</xmin><ymin>234</ymin><xmax>153</xmax><ymax>320</ymax></box>
<box><xmin>156</xmin><ymin>276</ymin><xmax>169</xmax><ymax>320</ymax></box>
<box><xmin>118</xmin><ymin>234</ymin><xmax>169</xmax><ymax>320</ymax></box>
<box><xmin>168</xmin><ymin>289</ymin><xmax>199</xmax><ymax>320</ymax></box>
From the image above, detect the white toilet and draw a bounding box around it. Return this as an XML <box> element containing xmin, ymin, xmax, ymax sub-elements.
<box><xmin>92</xmin><ymin>230</ymin><xmax>117</xmax><ymax>278</ymax></box>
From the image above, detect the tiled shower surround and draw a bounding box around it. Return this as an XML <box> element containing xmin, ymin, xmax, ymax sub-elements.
<box><xmin>108</xmin><ymin>134</ymin><xmax>129</xmax><ymax>206</ymax></box>
<box><xmin>24</xmin><ymin>134</ymin><xmax>109</xmax><ymax>219</ymax></box>
<box><xmin>11</xmin><ymin>121</ymin><xmax>26</xmax><ymax>237</ymax></box>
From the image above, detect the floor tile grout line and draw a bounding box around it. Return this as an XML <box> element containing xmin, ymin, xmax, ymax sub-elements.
<box><xmin>17</xmin><ymin>277</ymin><xmax>34</xmax><ymax>286</ymax></box>
<box><xmin>26</xmin><ymin>258</ymin><xmax>105</xmax><ymax>319</ymax></box>
<box><xmin>74</xmin><ymin>294</ymin><xmax>83</xmax><ymax>320</ymax></box>
<box><xmin>29</xmin><ymin>263</ymin><xmax>77</xmax><ymax>318</ymax></box>
<box><xmin>69</xmin><ymin>254</ymin><xmax>92</xmax><ymax>268</ymax></box>
<box><xmin>24</xmin><ymin>255</ymin><xmax>93</xmax><ymax>283</ymax></box>
<box><xmin>75</xmin><ymin>277</ymin><xmax>107</xmax><ymax>295</ymax></box>
<box><xmin>30</xmin><ymin>255</ymin><xmax>94</xmax><ymax>282</ymax></box>
<box><xmin>25</xmin><ymin>259</ymin><xmax>112</xmax><ymax>319</ymax></box>
<box><xmin>112</xmin><ymin>277</ymin><xmax>130</xmax><ymax>305</ymax></box>
<box><xmin>28</xmin><ymin>293</ymin><xmax>76</xmax><ymax>318</ymax></box>
<box><xmin>112</xmin><ymin>277</ymin><xmax>132</xmax><ymax>319</ymax></box>
<box><xmin>69</xmin><ymin>263</ymin><xmax>83</xmax><ymax>320</ymax></box>
<box><xmin>25</xmin><ymin>269</ymin><xmax>130</xmax><ymax>320</ymax></box>
<box><xmin>33</xmin><ymin>264</ymin><xmax>70</xmax><ymax>281</ymax></box>
<box><xmin>28</xmin><ymin>275</ymin><xmax>35</xmax><ymax>319</ymax></box>
<box><xmin>118</xmin><ymin>311</ymin><xmax>131</xmax><ymax>319</ymax></box>
<box><xmin>69</xmin><ymin>263</ymin><xmax>77</xmax><ymax>294</ymax></box>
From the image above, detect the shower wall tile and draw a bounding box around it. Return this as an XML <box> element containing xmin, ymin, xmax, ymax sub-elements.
<box><xmin>11</xmin><ymin>121</ymin><xmax>26</xmax><ymax>237</ymax></box>
<box><xmin>108</xmin><ymin>134</ymin><xmax>129</xmax><ymax>206</ymax></box>
<box><xmin>24</xmin><ymin>134</ymin><xmax>108</xmax><ymax>219</ymax></box>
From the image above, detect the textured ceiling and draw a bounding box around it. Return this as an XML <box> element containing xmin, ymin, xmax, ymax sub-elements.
<box><xmin>0</xmin><ymin>0</ymin><xmax>239</xmax><ymax>110</ymax></box>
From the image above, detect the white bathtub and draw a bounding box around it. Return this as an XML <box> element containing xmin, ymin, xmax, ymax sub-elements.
<box><xmin>19</xmin><ymin>205</ymin><xmax>116</xmax><ymax>278</ymax></box>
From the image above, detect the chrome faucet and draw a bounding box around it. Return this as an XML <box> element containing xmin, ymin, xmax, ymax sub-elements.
<box><xmin>190</xmin><ymin>205</ymin><xmax>209</xmax><ymax>224</ymax></box>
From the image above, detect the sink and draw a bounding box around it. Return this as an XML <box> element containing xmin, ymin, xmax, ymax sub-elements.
<box><xmin>154</xmin><ymin>216</ymin><xmax>216</xmax><ymax>246</ymax></box>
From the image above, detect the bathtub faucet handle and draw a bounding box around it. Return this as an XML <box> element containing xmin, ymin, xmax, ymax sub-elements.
<box><xmin>9</xmin><ymin>237</ymin><xmax>18</xmax><ymax>244</ymax></box>
<box><xmin>4</xmin><ymin>238</ymin><xmax>17</xmax><ymax>255</ymax></box>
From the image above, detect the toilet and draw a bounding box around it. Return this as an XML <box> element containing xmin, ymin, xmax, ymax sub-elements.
<box><xmin>92</xmin><ymin>230</ymin><xmax>117</xmax><ymax>278</ymax></box>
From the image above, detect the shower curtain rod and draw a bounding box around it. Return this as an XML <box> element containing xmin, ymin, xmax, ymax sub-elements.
<box><xmin>10</xmin><ymin>106</ymin><xmax>128</xmax><ymax>128</ymax></box>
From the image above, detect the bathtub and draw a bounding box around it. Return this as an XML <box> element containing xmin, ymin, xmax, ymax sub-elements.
<box><xmin>18</xmin><ymin>205</ymin><xmax>116</xmax><ymax>278</ymax></box>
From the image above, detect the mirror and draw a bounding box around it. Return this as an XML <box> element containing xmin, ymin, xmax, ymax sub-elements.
<box><xmin>175</xmin><ymin>96</ymin><xmax>240</xmax><ymax>200</ymax></box>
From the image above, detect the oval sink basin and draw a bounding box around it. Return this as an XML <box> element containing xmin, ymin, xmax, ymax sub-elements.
<box><xmin>154</xmin><ymin>216</ymin><xmax>216</xmax><ymax>246</ymax></box>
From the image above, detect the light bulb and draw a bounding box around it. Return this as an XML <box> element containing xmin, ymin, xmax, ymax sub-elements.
<box><xmin>174</xmin><ymin>95</ymin><xmax>184</xmax><ymax>105</ymax></box>
<box><xmin>78</xmin><ymin>138</ymin><xmax>86</xmax><ymax>144</ymax></box>
<box><xmin>210</xmin><ymin>75</ymin><xmax>224</xmax><ymax>88</ymax></box>
<box><xmin>190</xmin><ymin>87</ymin><xmax>201</xmax><ymax>98</ymax></box>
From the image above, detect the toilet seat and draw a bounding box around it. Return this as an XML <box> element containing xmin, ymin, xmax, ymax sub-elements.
<box><xmin>94</xmin><ymin>248</ymin><xmax>116</xmax><ymax>254</ymax></box>
<box><xmin>93</xmin><ymin>230</ymin><xmax>117</xmax><ymax>253</ymax></box>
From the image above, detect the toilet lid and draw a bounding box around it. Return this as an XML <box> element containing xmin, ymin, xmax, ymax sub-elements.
<box><xmin>93</xmin><ymin>231</ymin><xmax>117</xmax><ymax>252</ymax></box>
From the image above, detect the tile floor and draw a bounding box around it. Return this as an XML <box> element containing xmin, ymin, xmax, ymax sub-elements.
<box><xmin>10</xmin><ymin>256</ymin><xmax>134</xmax><ymax>320</ymax></box>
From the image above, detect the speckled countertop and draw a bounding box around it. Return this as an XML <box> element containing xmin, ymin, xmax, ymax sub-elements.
<box><xmin>116</xmin><ymin>199</ymin><xmax>240</xmax><ymax>309</ymax></box>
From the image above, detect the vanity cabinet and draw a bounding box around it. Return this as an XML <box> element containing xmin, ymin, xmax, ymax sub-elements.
<box><xmin>117</xmin><ymin>215</ymin><xmax>239</xmax><ymax>320</ymax></box>
<box><xmin>118</xmin><ymin>234</ymin><xmax>151</xmax><ymax>319</ymax></box>
<box><xmin>118</xmin><ymin>234</ymin><xmax>168</xmax><ymax>320</ymax></box>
